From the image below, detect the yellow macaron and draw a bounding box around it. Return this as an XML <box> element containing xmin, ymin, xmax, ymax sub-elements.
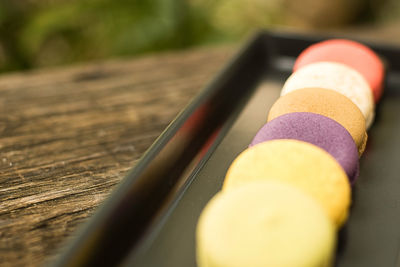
<box><xmin>223</xmin><ymin>139</ymin><xmax>351</xmax><ymax>227</ymax></box>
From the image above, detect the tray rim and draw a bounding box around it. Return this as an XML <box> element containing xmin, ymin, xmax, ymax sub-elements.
<box><xmin>51</xmin><ymin>30</ymin><xmax>270</xmax><ymax>267</ymax></box>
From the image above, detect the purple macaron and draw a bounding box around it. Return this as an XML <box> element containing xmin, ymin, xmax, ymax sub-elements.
<box><xmin>250</xmin><ymin>112</ymin><xmax>359</xmax><ymax>184</ymax></box>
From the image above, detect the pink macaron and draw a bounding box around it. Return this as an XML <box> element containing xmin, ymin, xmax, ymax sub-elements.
<box><xmin>293</xmin><ymin>39</ymin><xmax>384</xmax><ymax>102</ymax></box>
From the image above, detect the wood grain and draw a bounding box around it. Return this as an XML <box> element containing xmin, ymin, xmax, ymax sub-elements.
<box><xmin>0</xmin><ymin>47</ymin><xmax>234</xmax><ymax>266</ymax></box>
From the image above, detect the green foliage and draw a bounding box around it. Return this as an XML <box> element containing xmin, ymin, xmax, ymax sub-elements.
<box><xmin>0</xmin><ymin>0</ymin><xmax>223</xmax><ymax>72</ymax></box>
<box><xmin>1</xmin><ymin>0</ymin><xmax>395</xmax><ymax>72</ymax></box>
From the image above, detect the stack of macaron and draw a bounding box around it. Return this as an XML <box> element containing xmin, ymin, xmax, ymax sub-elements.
<box><xmin>196</xmin><ymin>39</ymin><xmax>385</xmax><ymax>267</ymax></box>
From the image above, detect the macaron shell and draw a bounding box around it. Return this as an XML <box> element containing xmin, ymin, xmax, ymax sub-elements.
<box><xmin>224</xmin><ymin>139</ymin><xmax>351</xmax><ymax>227</ymax></box>
<box><xmin>293</xmin><ymin>39</ymin><xmax>384</xmax><ymax>102</ymax></box>
<box><xmin>268</xmin><ymin>88</ymin><xmax>367</xmax><ymax>155</ymax></box>
<box><xmin>251</xmin><ymin>112</ymin><xmax>359</xmax><ymax>183</ymax></box>
<box><xmin>281</xmin><ymin>61</ymin><xmax>375</xmax><ymax>128</ymax></box>
<box><xmin>197</xmin><ymin>181</ymin><xmax>336</xmax><ymax>267</ymax></box>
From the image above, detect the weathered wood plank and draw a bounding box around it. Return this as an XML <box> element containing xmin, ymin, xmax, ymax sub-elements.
<box><xmin>0</xmin><ymin>47</ymin><xmax>234</xmax><ymax>266</ymax></box>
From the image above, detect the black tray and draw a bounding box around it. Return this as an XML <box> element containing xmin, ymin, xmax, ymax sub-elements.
<box><xmin>52</xmin><ymin>31</ymin><xmax>400</xmax><ymax>267</ymax></box>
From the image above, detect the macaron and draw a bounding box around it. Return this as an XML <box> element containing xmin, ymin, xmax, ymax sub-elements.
<box><xmin>268</xmin><ymin>88</ymin><xmax>367</xmax><ymax>156</ymax></box>
<box><xmin>281</xmin><ymin>61</ymin><xmax>375</xmax><ymax>128</ymax></box>
<box><xmin>251</xmin><ymin>112</ymin><xmax>359</xmax><ymax>183</ymax></box>
<box><xmin>197</xmin><ymin>181</ymin><xmax>336</xmax><ymax>267</ymax></box>
<box><xmin>293</xmin><ymin>39</ymin><xmax>384</xmax><ymax>102</ymax></box>
<box><xmin>224</xmin><ymin>139</ymin><xmax>351</xmax><ymax>227</ymax></box>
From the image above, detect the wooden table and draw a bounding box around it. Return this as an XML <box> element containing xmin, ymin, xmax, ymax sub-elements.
<box><xmin>0</xmin><ymin>47</ymin><xmax>234</xmax><ymax>266</ymax></box>
<box><xmin>2</xmin><ymin>25</ymin><xmax>400</xmax><ymax>266</ymax></box>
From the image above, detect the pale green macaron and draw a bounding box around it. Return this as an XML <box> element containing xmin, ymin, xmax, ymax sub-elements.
<box><xmin>197</xmin><ymin>181</ymin><xmax>336</xmax><ymax>267</ymax></box>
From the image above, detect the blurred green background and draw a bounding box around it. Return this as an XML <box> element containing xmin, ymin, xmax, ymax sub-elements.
<box><xmin>0</xmin><ymin>0</ymin><xmax>399</xmax><ymax>73</ymax></box>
